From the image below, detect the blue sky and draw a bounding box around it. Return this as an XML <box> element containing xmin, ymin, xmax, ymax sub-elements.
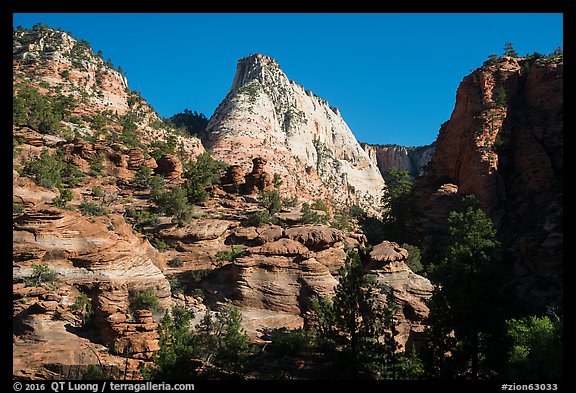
<box><xmin>13</xmin><ymin>13</ymin><xmax>563</xmax><ymax>147</ymax></box>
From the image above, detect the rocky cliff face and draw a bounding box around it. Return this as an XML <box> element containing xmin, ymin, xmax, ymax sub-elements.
<box><xmin>13</xmin><ymin>26</ymin><xmax>204</xmax><ymax>157</ymax></box>
<box><xmin>205</xmin><ymin>54</ymin><xmax>385</xmax><ymax>216</ymax></box>
<box><xmin>361</xmin><ymin>143</ymin><xmax>435</xmax><ymax>178</ymax></box>
<box><xmin>416</xmin><ymin>54</ymin><xmax>563</xmax><ymax>311</ymax></box>
<box><xmin>13</xmin><ymin>26</ymin><xmax>130</xmax><ymax>115</ymax></box>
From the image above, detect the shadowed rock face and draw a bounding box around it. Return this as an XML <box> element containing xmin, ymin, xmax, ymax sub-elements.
<box><xmin>155</xmin><ymin>154</ymin><xmax>183</xmax><ymax>182</ymax></box>
<box><xmin>18</xmin><ymin>25</ymin><xmax>563</xmax><ymax>379</ymax></box>
<box><xmin>415</xmin><ymin>55</ymin><xmax>563</xmax><ymax>311</ymax></box>
<box><xmin>205</xmin><ymin>53</ymin><xmax>386</xmax><ymax>216</ymax></box>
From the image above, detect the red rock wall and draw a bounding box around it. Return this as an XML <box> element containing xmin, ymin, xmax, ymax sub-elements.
<box><xmin>418</xmin><ymin>56</ymin><xmax>563</xmax><ymax>310</ymax></box>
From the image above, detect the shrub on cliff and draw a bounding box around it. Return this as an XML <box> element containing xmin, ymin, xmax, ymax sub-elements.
<box><xmin>13</xmin><ymin>84</ymin><xmax>77</xmax><ymax>135</ymax></box>
<box><xmin>52</xmin><ymin>188</ymin><xmax>73</xmax><ymax>209</ymax></box>
<box><xmin>144</xmin><ymin>304</ymin><xmax>253</xmax><ymax>379</ymax></box>
<box><xmin>299</xmin><ymin>202</ymin><xmax>329</xmax><ymax>225</ymax></box>
<box><xmin>246</xmin><ymin>210</ymin><xmax>272</xmax><ymax>227</ymax></box>
<box><xmin>402</xmin><ymin>243</ymin><xmax>424</xmax><ymax>274</ymax></box>
<box><xmin>258</xmin><ymin>189</ymin><xmax>282</xmax><ymax>215</ymax></box>
<box><xmin>128</xmin><ymin>288</ymin><xmax>160</xmax><ymax>315</ymax></box>
<box><xmin>503</xmin><ymin>42</ymin><xmax>519</xmax><ymax>58</ymax></box>
<box><xmin>25</xmin><ymin>263</ymin><xmax>60</xmax><ymax>288</ymax></box>
<box><xmin>216</xmin><ymin>246</ymin><xmax>246</xmax><ymax>263</ymax></box>
<box><xmin>149</xmin><ymin>134</ymin><xmax>178</xmax><ymax>161</ymax></box>
<box><xmin>69</xmin><ymin>292</ymin><xmax>93</xmax><ymax>326</ymax></box>
<box><xmin>23</xmin><ymin>149</ymin><xmax>83</xmax><ymax>189</ymax></box>
<box><xmin>23</xmin><ymin>149</ymin><xmax>63</xmax><ymax>189</ymax></box>
<box><xmin>79</xmin><ymin>200</ymin><xmax>107</xmax><ymax>216</ymax></box>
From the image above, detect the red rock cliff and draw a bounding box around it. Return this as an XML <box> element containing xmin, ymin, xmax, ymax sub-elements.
<box><xmin>417</xmin><ymin>54</ymin><xmax>563</xmax><ymax>310</ymax></box>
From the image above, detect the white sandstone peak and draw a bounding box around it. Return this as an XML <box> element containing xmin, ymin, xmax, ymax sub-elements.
<box><xmin>206</xmin><ymin>54</ymin><xmax>386</xmax><ymax>216</ymax></box>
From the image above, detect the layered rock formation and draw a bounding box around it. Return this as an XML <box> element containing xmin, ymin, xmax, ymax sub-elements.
<box><xmin>205</xmin><ymin>54</ymin><xmax>385</xmax><ymax>215</ymax></box>
<box><xmin>12</xmin><ymin>205</ymin><xmax>171</xmax><ymax>376</ymax></box>
<box><xmin>243</xmin><ymin>157</ymin><xmax>273</xmax><ymax>194</ymax></box>
<box><xmin>155</xmin><ymin>153</ymin><xmax>183</xmax><ymax>182</ymax></box>
<box><xmin>12</xmin><ymin>29</ymin><xmax>432</xmax><ymax>376</ymax></box>
<box><xmin>367</xmin><ymin>241</ymin><xmax>433</xmax><ymax>351</ymax></box>
<box><xmin>415</xmin><ymin>54</ymin><xmax>563</xmax><ymax>311</ymax></box>
<box><xmin>184</xmin><ymin>222</ymin><xmax>432</xmax><ymax>351</ymax></box>
<box><xmin>361</xmin><ymin>143</ymin><xmax>435</xmax><ymax>178</ymax></box>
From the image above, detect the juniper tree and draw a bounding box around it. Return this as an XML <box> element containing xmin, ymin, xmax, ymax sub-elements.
<box><xmin>183</xmin><ymin>152</ymin><xmax>227</xmax><ymax>204</ymax></box>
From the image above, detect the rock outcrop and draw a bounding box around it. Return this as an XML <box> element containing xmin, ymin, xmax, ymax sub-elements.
<box><xmin>155</xmin><ymin>153</ymin><xmax>183</xmax><ymax>182</ymax></box>
<box><xmin>12</xmin><ymin>201</ymin><xmax>171</xmax><ymax>376</ymax></box>
<box><xmin>221</xmin><ymin>164</ymin><xmax>245</xmax><ymax>193</ymax></box>
<box><xmin>366</xmin><ymin>241</ymin><xmax>434</xmax><ymax>351</ymax></box>
<box><xmin>205</xmin><ymin>53</ymin><xmax>385</xmax><ymax>215</ymax></box>
<box><xmin>243</xmin><ymin>156</ymin><xmax>272</xmax><ymax>194</ymax></box>
<box><xmin>13</xmin><ymin>208</ymin><xmax>171</xmax><ymax>304</ymax></box>
<box><xmin>13</xmin><ymin>26</ymin><xmax>130</xmax><ymax>115</ymax></box>
<box><xmin>128</xmin><ymin>148</ymin><xmax>157</xmax><ymax>170</ymax></box>
<box><xmin>285</xmin><ymin>225</ymin><xmax>346</xmax><ymax>250</ymax></box>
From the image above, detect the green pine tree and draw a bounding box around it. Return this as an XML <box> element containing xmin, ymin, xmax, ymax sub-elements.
<box><xmin>381</xmin><ymin>168</ymin><xmax>415</xmax><ymax>243</ymax></box>
<box><xmin>313</xmin><ymin>249</ymin><xmax>407</xmax><ymax>379</ymax></box>
<box><xmin>504</xmin><ymin>42</ymin><xmax>519</xmax><ymax>58</ymax></box>
<box><xmin>426</xmin><ymin>195</ymin><xmax>506</xmax><ymax>379</ymax></box>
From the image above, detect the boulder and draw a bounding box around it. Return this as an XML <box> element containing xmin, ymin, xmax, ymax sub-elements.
<box><xmin>256</xmin><ymin>225</ymin><xmax>284</xmax><ymax>244</ymax></box>
<box><xmin>249</xmin><ymin>238</ymin><xmax>310</xmax><ymax>257</ymax></box>
<box><xmin>368</xmin><ymin>240</ymin><xmax>410</xmax><ymax>272</ymax></box>
<box><xmin>231</xmin><ymin>226</ymin><xmax>259</xmax><ymax>243</ymax></box>
<box><xmin>285</xmin><ymin>225</ymin><xmax>345</xmax><ymax>250</ymax></box>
